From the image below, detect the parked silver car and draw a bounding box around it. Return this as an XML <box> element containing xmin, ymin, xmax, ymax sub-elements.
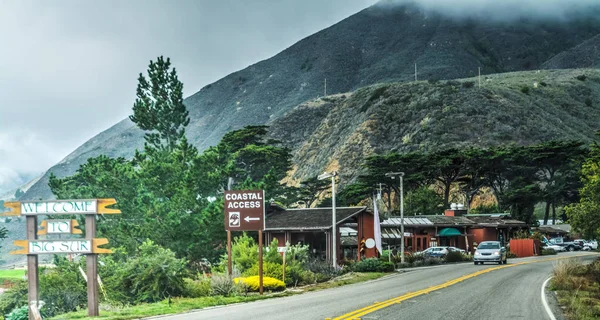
<box><xmin>474</xmin><ymin>241</ymin><xmax>507</xmax><ymax>265</ymax></box>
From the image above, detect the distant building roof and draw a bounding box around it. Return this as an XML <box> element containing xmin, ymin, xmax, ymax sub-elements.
<box><xmin>265</xmin><ymin>206</ymin><xmax>368</xmax><ymax>231</ymax></box>
<box><xmin>536</xmin><ymin>224</ymin><xmax>571</xmax><ymax>234</ymax></box>
<box><xmin>467</xmin><ymin>216</ymin><xmax>529</xmax><ymax>227</ymax></box>
<box><xmin>537</xmin><ymin>219</ymin><xmax>564</xmax><ymax>225</ymax></box>
<box><xmin>381</xmin><ymin>214</ymin><xmax>527</xmax><ymax>228</ymax></box>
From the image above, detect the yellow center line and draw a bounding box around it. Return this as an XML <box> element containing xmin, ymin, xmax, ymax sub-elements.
<box><xmin>328</xmin><ymin>253</ymin><xmax>595</xmax><ymax>320</ymax></box>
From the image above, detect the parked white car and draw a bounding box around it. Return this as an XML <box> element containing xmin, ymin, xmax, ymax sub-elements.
<box><xmin>574</xmin><ymin>239</ymin><xmax>598</xmax><ymax>250</ymax></box>
<box><xmin>415</xmin><ymin>246</ymin><xmax>449</xmax><ymax>258</ymax></box>
<box><xmin>543</xmin><ymin>244</ymin><xmax>566</xmax><ymax>252</ymax></box>
<box><xmin>586</xmin><ymin>240</ymin><xmax>598</xmax><ymax>250</ymax></box>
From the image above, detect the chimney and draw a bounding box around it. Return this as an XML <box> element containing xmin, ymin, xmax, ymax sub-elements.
<box><xmin>444</xmin><ymin>203</ymin><xmax>467</xmax><ymax>216</ymax></box>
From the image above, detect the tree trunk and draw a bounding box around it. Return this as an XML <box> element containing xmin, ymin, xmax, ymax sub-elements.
<box><xmin>543</xmin><ymin>201</ymin><xmax>551</xmax><ymax>225</ymax></box>
<box><xmin>444</xmin><ymin>182</ymin><xmax>451</xmax><ymax>208</ymax></box>
<box><xmin>552</xmin><ymin>202</ymin><xmax>557</xmax><ymax>225</ymax></box>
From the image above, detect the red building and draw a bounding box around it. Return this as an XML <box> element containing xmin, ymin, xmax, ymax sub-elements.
<box><xmin>380</xmin><ymin>208</ymin><xmax>529</xmax><ymax>253</ymax></box>
<box><xmin>263</xmin><ymin>204</ymin><xmax>377</xmax><ymax>264</ymax></box>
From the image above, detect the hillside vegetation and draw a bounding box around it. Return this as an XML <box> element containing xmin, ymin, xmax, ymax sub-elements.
<box><xmin>270</xmin><ymin>69</ymin><xmax>600</xmax><ymax>185</ymax></box>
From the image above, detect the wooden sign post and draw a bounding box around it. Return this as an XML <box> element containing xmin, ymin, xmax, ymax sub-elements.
<box><xmin>224</xmin><ymin>190</ymin><xmax>265</xmax><ymax>295</ymax></box>
<box><xmin>3</xmin><ymin>198</ymin><xmax>120</xmax><ymax>319</ymax></box>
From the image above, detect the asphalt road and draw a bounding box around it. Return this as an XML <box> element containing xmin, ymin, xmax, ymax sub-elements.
<box><xmin>153</xmin><ymin>252</ymin><xmax>598</xmax><ymax>320</ymax></box>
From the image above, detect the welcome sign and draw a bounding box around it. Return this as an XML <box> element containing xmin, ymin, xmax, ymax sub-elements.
<box><xmin>20</xmin><ymin>200</ymin><xmax>97</xmax><ymax>215</ymax></box>
<box><xmin>11</xmin><ymin>238</ymin><xmax>112</xmax><ymax>255</ymax></box>
<box><xmin>30</xmin><ymin>240</ymin><xmax>93</xmax><ymax>254</ymax></box>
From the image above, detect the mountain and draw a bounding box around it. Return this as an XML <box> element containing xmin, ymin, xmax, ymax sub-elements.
<box><xmin>270</xmin><ymin>69</ymin><xmax>600</xmax><ymax>185</ymax></box>
<box><xmin>0</xmin><ymin>174</ymin><xmax>43</xmax><ymax>201</ymax></box>
<box><xmin>21</xmin><ymin>1</ymin><xmax>600</xmax><ymax>200</ymax></box>
<box><xmin>542</xmin><ymin>34</ymin><xmax>600</xmax><ymax>70</ymax></box>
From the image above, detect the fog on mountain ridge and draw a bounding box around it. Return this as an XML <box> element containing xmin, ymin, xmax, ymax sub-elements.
<box><xmin>377</xmin><ymin>0</ymin><xmax>600</xmax><ymax>22</ymax></box>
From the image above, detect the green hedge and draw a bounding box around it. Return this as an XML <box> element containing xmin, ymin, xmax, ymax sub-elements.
<box><xmin>351</xmin><ymin>258</ymin><xmax>395</xmax><ymax>272</ymax></box>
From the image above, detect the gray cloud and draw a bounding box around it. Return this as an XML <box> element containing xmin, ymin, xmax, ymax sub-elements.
<box><xmin>377</xmin><ymin>0</ymin><xmax>600</xmax><ymax>21</ymax></box>
<box><xmin>0</xmin><ymin>0</ymin><xmax>377</xmax><ymax>192</ymax></box>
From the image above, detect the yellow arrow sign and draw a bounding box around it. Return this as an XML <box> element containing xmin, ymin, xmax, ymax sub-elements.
<box><xmin>1</xmin><ymin>201</ymin><xmax>20</xmax><ymax>216</ymax></box>
<box><xmin>1</xmin><ymin>198</ymin><xmax>121</xmax><ymax>216</ymax></box>
<box><xmin>10</xmin><ymin>238</ymin><xmax>113</xmax><ymax>255</ymax></box>
<box><xmin>38</xmin><ymin>219</ymin><xmax>83</xmax><ymax>235</ymax></box>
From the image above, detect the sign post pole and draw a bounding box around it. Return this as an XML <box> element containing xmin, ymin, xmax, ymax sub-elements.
<box><xmin>282</xmin><ymin>250</ymin><xmax>286</xmax><ymax>284</ymax></box>
<box><xmin>86</xmin><ymin>215</ymin><xmax>99</xmax><ymax>317</ymax></box>
<box><xmin>258</xmin><ymin>229</ymin><xmax>263</xmax><ymax>295</ymax></box>
<box><xmin>227</xmin><ymin>230</ymin><xmax>232</xmax><ymax>276</ymax></box>
<box><xmin>26</xmin><ymin>215</ymin><xmax>39</xmax><ymax>320</ymax></box>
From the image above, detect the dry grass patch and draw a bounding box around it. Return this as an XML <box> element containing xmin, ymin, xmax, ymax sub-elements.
<box><xmin>550</xmin><ymin>257</ymin><xmax>600</xmax><ymax>319</ymax></box>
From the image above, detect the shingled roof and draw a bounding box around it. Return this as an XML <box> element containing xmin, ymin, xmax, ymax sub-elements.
<box><xmin>467</xmin><ymin>216</ymin><xmax>528</xmax><ymax>227</ymax></box>
<box><xmin>381</xmin><ymin>214</ymin><xmax>527</xmax><ymax>228</ymax></box>
<box><xmin>265</xmin><ymin>206</ymin><xmax>367</xmax><ymax>231</ymax></box>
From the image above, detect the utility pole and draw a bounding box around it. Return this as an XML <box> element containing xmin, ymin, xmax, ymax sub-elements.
<box><xmin>478</xmin><ymin>67</ymin><xmax>481</xmax><ymax>88</ymax></box>
<box><xmin>385</xmin><ymin>171</ymin><xmax>405</xmax><ymax>264</ymax></box>
<box><xmin>318</xmin><ymin>171</ymin><xmax>338</xmax><ymax>269</ymax></box>
<box><xmin>414</xmin><ymin>63</ymin><xmax>418</xmax><ymax>81</ymax></box>
<box><xmin>324</xmin><ymin>78</ymin><xmax>327</xmax><ymax>97</ymax></box>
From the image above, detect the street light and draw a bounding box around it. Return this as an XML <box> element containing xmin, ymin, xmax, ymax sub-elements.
<box><xmin>385</xmin><ymin>171</ymin><xmax>405</xmax><ymax>263</ymax></box>
<box><xmin>318</xmin><ymin>171</ymin><xmax>338</xmax><ymax>269</ymax></box>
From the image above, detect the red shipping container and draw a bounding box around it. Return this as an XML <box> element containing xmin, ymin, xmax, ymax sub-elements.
<box><xmin>509</xmin><ymin>239</ymin><xmax>541</xmax><ymax>258</ymax></box>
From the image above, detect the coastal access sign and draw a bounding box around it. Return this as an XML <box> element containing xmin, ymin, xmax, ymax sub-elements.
<box><xmin>224</xmin><ymin>190</ymin><xmax>265</xmax><ymax>231</ymax></box>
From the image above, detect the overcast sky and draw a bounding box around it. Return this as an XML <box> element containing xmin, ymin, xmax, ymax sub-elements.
<box><xmin>0</xmin><ymin>0</ymin><xmax>377</xmax><ymax>192</ymax></box>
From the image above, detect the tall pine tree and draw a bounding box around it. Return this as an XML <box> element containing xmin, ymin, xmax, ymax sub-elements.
<box><xmin>130</xmin><ymin>56</ymin><xmax>190</xmax><ymax>152</ymax></box>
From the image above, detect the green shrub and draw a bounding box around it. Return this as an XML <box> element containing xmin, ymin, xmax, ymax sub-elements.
<box><xmin>283</xmin><ymin>262</ymin><xmax>312</xmax><ymax>287</ymax></box>
<box><xmin>5</xmin><ymin>305</ymin><xmax>45</xmax><ymax>320</ymax></box>
<box><xmin>299</xmin><ymin>270</ymin><xmax>317</xmax><ymax>285</ymax></box>
<box><xmin>585</xmin><ymin>98</ymin><xmax>593</xmax><ymax>107</ymax></box>
<box><xmin>541</xmin><ymin>248</ymin><xmax>557</xmax><ymax>256</ymax></box>
<box><xmin>352</xmin><ymin>258</ymin><xmax>394</xmax><ymax>272</ymax></box>
<box><xmin>1</xmin><ymin>259</ymin><xmax>87</xmax><ymax>318</ymax></box>
<box><xmin>520</xmin><ymin>86</ymin><xmax>530</xmax><ymax>94</ymax></box>
<box><xmin>305</xmin><ymin>258</ymin><xmax>343</xmax><ymax>280</ymax></box>
<box><xmin>286</xmin><ymin>243</ymin><xmax>310</xmax><ymax>264</ymax></box>
<box><xmin>0</xmin><ymin>281</ymin><xmax>27</xmax><ymax>317</ymax></box>
<box><xmin>462</xmin><ymin>81</ymin><xmax>475</xmax><ymax>88</ymax></box>
<box><xmin>576</xmin><ymin>75</ymin><xmax>587</xmax><ymax>81</ymax></box>
<box><xmin>210</xmin><ymin>274</ymin><xmax>237</xmax><ymax>297</ymax></box>
<box><xmin>182</xmin><ymin>278</ymin><xmax>211</xmax><ymax>298</ymax></box>
<box><xmin>507</xmin><ymin>251</ymin><xmax>518</xmax><ymax>258</ymax></box>
<box><xmin>39</xmin><ymin>264</ymin><xmax>87</xmax><ymax>317</ymax></box>
<box><xmin>539</xmin><ymin>81</ymin><xmax>548</xmax><ymax>87</ymax></box>
<box><xmin>445</xmin><ymin>251</ymin><xmax>467</xmax><ymax>263</ymax></box>
<box><xmin>405</xmin><ymin>254</ymin><xmax>420</xmax><ymax>265</ymax></box>
<box><xmin>422</xmin><ymin>257</ymin><xmax>443</xmax><ymax>266</ymax></box>
<box><xmin>264</xmin><ymin>239</ymin><xmax>283</xmax><ymax>265</ymax></box>
<box><xmin>315</xmin><ymin>272</ymin><xmax>332</xmax><ymax>283</ymax></box>
<box><xmin>229</xmin><ymin>234</ymin><xmax>259</xmax><ymax>274</ymax></box>
<box><xmin>102</xmin><ymin>240</ymin><xmax>188</xmax><ymax>304</ymax></box>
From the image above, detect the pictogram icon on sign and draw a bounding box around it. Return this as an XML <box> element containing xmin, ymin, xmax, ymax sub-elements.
<box><xmin>229</xmin><ymin>212</ymin><xmax>240</xmax><ymax>227</ymax></box>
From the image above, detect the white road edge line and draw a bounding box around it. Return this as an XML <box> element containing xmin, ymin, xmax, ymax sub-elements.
<box><xmin>542</xmin><ymin>276</ymin><xmax>557</xmax><ymax>320</ymax></box>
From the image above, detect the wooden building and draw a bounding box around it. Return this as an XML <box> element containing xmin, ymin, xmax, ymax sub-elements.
<box><xmin>263</xmin><ymin>204</ymin><xmax>377</xmax><ymax>264</ymax></box>
<box><xmin>380</xmin><ymin>208</ymin><xmax>529</xmax><ymax>253</ymax></box>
